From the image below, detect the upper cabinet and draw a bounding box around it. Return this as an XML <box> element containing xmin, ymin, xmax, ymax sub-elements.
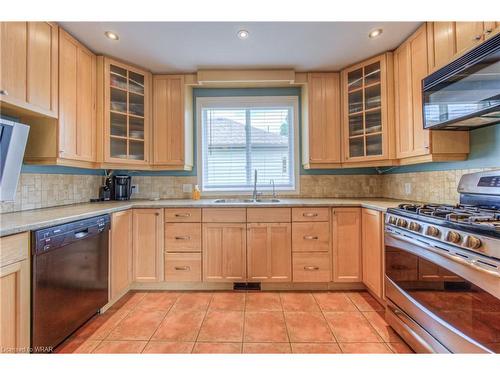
<box><xmin>152</xmin><ymin>75</ymin><xmax>193</xmax><ymax>170</ymax></box>
<box><xmin>302</xmin><ymin>73</ymin><xmax>341</xmax><ymax>169</ymax></box>
<box><xmin>341</xmin><ymin>53</ymin><xmax>395</xmax><ymax>166</ymax></box>
<box><xmin>97</xmin><ymin>56</ymin><xmax>152</xmax><ymax>167</ymax></box>
<box><xmin>395</xmin><ymin>24</ymin><xmax>469</xmax><ymax>165</ymax></box>
<box><xmin>0</xmin><ymin>22</ymin><xmax>58</xmax><ymax>118</ymax></box>
<box><xmin>427</xmin><ymin>21</ymin><xmax>500</xmax><ymax>72</ymax></box>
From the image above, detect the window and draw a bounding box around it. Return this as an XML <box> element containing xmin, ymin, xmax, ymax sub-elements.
<box><xmin>197</xmin><ymin>96</ymin><xmax>299</xmax><ymax>193</ymax></box>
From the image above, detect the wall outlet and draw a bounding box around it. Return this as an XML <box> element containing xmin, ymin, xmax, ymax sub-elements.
<box><xmin>404</xmin><ymin>183</ymin><xmax>412</xmax><ymax>195</ymax></box>
<box><xmin>182</xmin><ymin>184</ymin><xmax>193</xmax><ymax>193</ymax></box>
<box><xmin>131</xmin><ymin>184</ymin><xmax>139</xmax><ymax>194</ymax></box>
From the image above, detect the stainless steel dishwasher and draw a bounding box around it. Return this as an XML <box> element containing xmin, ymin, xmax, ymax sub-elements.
<box><xmin>31</xmin><ymin>214</ymin><xmax>110</xmax><ymax>351</ymax></box>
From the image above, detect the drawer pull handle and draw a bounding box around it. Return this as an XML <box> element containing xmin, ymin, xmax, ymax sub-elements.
<box><xmin>174</xmin><ymin>266</ymin><xmax>191</xmax><ymax>271</ymax></box>
<box><xmin>175</xmin><ymin>213</ymin><xmax>191</xmax><ymax>217</ymax></box>
<box><xmin>304</xmin><ymin>266</ymin><xmax>320</xmax><ymax>271</ymax></box>
<box><xmin>303</xmin><ymin>235</ymin><xmax>319</xmax><ymax>240</ymax></box>
<box><xmin>175</xmin><ymin>236</ymin><xmax>191</xmax><ymax>240</ymax></box>
<box><xmin>303</xmin><ymin>212</ymin><xmax>318</xmax><ymax>217</ymax></box>
<box><xmin>0</xmin><ymin>89</ymin><xmax>8</xmax><ymax>96</ymax></box>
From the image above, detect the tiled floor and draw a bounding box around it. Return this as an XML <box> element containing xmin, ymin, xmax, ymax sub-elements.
<box><xmin>55</xmin><ymin>291</ymin><xmax>414</xmax><ymax>354</ymax></box>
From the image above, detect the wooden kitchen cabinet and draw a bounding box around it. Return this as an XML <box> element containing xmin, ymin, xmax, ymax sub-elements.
<box><xmin>97</xmin><ymin>56</ymin><xmax>152</xmax><ymax>168</ymax></box>
<box><xmin>152</xmin><ymin>75</ymin><xmax>193</xmax><ymax>170</ymax></box>
<box><xmin>302</xmin><ymin>72</ymin><xmax>341</xmax><ymax>169</ymax></box>
<box><xmin>341</xmin><ymin>53</ymin><xmax>395</xmax><ymax>166</ymax></box>
<box><xmin>362</xmin><ymin>208</ymin><xmax>384</xmax><ymax>299</ymax></box>
<box><xmin>394</xmin><ymin>24</ymin><xmax>469</xmax><ymax>165</ymax></box>
<box><xmin>202</xmin><ymin>223</ymin><xmax>246</xmax><ymax>282</ymax></box>
<box><xmin>110</xmin><ymin>210</ymin><xmax>132</xmax><ymax>301</ymax></box>
<box><xmin>247</xmin><ymin>223</ymin><xmax>291</xmax><ymax>282</ymax></box>
<box><xmin>0</xmin><ymin>233</ymin><xmax>30</xmax><ymax>353</ymax></box>
<box><xmin>132</xmin><ymin>209</ymin><xmax>164</xmax><ymax>282</ymax></box>
<box><xmin>331</xmin><ymin>208</ymin><xmax>362</xmax><ymax>282</ymax></box>
<box><xmin>0</xmin><ymin>22</ymin><xmax>58</xmax><ymax>118</ymax></box>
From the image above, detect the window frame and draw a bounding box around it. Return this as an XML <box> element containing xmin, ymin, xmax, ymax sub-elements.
<box><xmin>196</xmin><ymin>95</ymin><xmax>300</xmax><ymax>195</ymax></box>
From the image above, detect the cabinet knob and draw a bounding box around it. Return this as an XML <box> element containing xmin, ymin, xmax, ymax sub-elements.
<box><xmin>485</xmin><ymin>28</ymin><xmax>493</xmax><ymax>34</ymax></box>
<box><xmin>155</xmin><ymin>213</ymin><xmax>160</xmax><ymax>216</ymax></box>
<box><xmin>0</xmin><ymin>89</ymin><xmax>8</xmax><ymax>96</ymax></box>
<box><xmin>474</xmin><ymin>35</ymin><xmax>482</xmax><ymax>41</ymax></box>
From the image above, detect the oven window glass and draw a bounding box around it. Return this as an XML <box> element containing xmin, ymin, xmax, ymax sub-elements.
<box><xmin>386</xmin><ymin>246</ymin><xmax>500</xmax><ymax>353</ymax></box>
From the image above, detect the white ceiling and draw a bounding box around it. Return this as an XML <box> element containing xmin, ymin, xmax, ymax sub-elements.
<box><xmin>60</xmin><ymin>22</ymin><xmax>422</xmax><ymax>73</ymax></box>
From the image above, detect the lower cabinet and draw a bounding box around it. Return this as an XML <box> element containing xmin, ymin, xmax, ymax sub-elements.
<box><xmin>164</xmin><ymin>253</ymin><xmax>202</xmax><ymax>282</ymax></box>
<box><xmin>362</xmin><ymin>208</ymin><xmax>384</xmax><ymax>299</ymax></box>
<box><xmin>110</xmin><ymin>210</ymin><xmax>132</xmax><ymax>301</ymax></box>
<box><xmin>292</xmin><ymin>253</ymin><xmax>331</xmax><ymax>282</ymax></box>
<box><xmin>132</xmin><ymin>209</ymin><xmax>164</xmax><ymax>282</ymax></box>
<box><xmin>247</xmin><ymin>223</ymin><xmax>291</xmax><ymax>282</ymax></box>
<box><xmin>202</xmin><ymin>223</ymin><xmax>246</xmax><ymax>282</ymax></box>
<box><xmin>332</xmin><ymin>207</ymin><xmax>362</xmax><ymax>282</ymax></box>
<box><xmin>0</xmin><ymin>233</ymin><xmax>30</xmax><ymax>353</ymax></box>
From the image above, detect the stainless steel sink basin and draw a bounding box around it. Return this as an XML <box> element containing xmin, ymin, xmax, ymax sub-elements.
<box><xmin>212</xmin><ymin>198</ymin><xmax>280</xmax><ymax>203</ymax></box>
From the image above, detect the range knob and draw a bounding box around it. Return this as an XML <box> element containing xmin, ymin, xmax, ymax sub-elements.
<box><xmin>465</xmin><ymin>235</ymin><xmax>482</xmax><ymax>249</ymax></box>
<box><xmin>408</xmin><ymin>222</ymin><xmax>421</xmax><ymax>232</ymax></box>
<box><xmin>426</xmin><ymin>226</ymin><xmax>440</xmax><ymax>237</ymax></box>
<box><xmin>446</xmin><ymin>231</ymin><xmax>461</xmax><ymax>244</ymax></box>
<box><xmin>388</xmin><ymin>216</ymin><xmax>398</xmax><ymax>225</ymax></box>
<box><xmin>397</xmin><ymin>218</ymin><xmax>408</xmax><ymax>228</ymax></box>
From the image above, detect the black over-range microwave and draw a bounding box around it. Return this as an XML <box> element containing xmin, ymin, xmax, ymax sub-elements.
<box><xmin>422</xmin><ymin>33</ymin><xmax>500</xmax><ymax>130</ymax></box>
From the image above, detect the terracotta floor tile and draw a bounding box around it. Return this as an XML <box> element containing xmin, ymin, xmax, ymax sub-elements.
<box><xmin>209</xmin><ymin>292</ymin><xmax>246</xmax><ymax>311</ymax></box>
<box><xmin>106</xmin><ymin>309</ymin><xmax>166</xmax><ymax>341</ymax></box>
<box><xmin>55</xmin><ymin>338</ymin><xmax>101</xmax><ymax>354</ymax></box>
<box><xmin>198</xmin><ymin>310</ymin><xmax>244</xmax><ymax>342</ymax></box>
<box><xmin>244</xmin><ymin>311</ymin><xmax>288</xmax><ymax>342</ymax></box>
<box><xmin>142</xmin><ymin>341</ymin><xmax>195</xmax><ymax>354</ymax></box>
<box><xmin>172</xmin><ymin>292</ymin><xmax>212</xmax><ymax>311</ymax></box>
<box><xmin>243</xmin><ymin>343</ymin><xmax>291</xmax><ymax>354</ymax></box>
<box><xmin>136</xmin><ymin>292</ymin><xmax>179</xmax><ymax>312</ymax></box>
<box><xmin>71</xmin><ymin>309</ymin><xmax>127</xmax><ymax>340</ymax></box>
<box><xmin>87</xmin><ymin>309</ymin><xmax>131</xmax><ymax>340</ymax></box>
<box><xmin>363</xmin><ymin>311</ymin><xmax>403</xmax><ymax>343</ymax></box>
<box><xmin>245</xmin><ymin>292</ymin><xmax>282</xmax><ymax>311</ymax></box>
<box><xmin>192</xmin><ymin>342</ymin><xmax>242</xmax><ymax>354</ymax></box>
<box><xmin>280</xmin><ymin>293</ymin><xmax>320</xmax><ymax>312</ymax></box>
<box><xmin>291</xmin><ymin>343</ymin><xmax>342</xmax><ymax>354</ymax></box>
<box><xmin>93</xmin><ymin>340</ymin><xmax>147</xmax><ymax>354</ymax></box>
<box><xmin>285</xmin><ymin>312</ymin><xmax>335</xmax><ymax>342</ymax></box>
<box><xmin>151</xmin><ymin>309</ymin><xmax>206</xmax><ymax>341</ymax></box>
<box><xmin>114</xmin><ymin>292</ymin><xmax>148</xmax><ymax>311</ymax></box>
<box><xmin>339</xmin><ymin>343</ymin><xmax>392</xmax><ymax>354</ymax></box>
<box><xmin>313</xmin><ymin>292</ymin><xmax>358</xmax><ymax>312</ymax></box>
<box><xmin>346</xmin><ymin>292</ymin><xmax>384</xmax><ymax>312</ymax></box>
<box><xmin>324</xmin><ymin>311</ymin><xmax>382</xmax><ymax>343</ymax></box>
<box><xmin>386</xmin><ymin>342</ymin><xmax>414</xmax><ymax>354</ymax></box>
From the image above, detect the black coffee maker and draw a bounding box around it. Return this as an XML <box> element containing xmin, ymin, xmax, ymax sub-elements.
<box><xmin>112</xmin><ymin>175</ymin><xmax>132</xmax><ymax>200</ymax></box>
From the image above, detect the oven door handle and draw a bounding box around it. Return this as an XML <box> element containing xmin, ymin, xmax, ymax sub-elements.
<box><xmin>388</xmin><ymin>305</ymin><xmax>437</xmax><ymax>354</ymax></box>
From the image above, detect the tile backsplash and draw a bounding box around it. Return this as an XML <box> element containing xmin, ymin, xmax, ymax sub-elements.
<box><xmin>2</xmin><ymin>167</ymin><xmax>498</xmax><ymax>214</ymax></box>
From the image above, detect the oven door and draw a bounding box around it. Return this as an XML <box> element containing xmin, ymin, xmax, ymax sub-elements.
<box><xmin>384</xmin><ymin>228</ymin><xmax>499</xmax><ymax>353</ymax></box>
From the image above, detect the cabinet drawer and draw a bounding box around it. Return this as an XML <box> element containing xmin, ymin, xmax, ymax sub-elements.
<box><xmin>0</xmin><ymin>232</ymin><xmax>29</xmax><ymax>268</ymax></box>
<box><xmin>292</xmin><ymin>207</ymin><xmax>330</xmax><ymax>222</ymax></box>
<box><xmin>292</xmin><ymin>253</ymin><xmax>331</xmax><ymax>282</ymax></box>
<box><xmin>247</xmin><ymin>208</ymin><xmax>291</xmax><ymax>223</ymax></box>
<box><xmin>202</xmin><ymin>208</ymin><xmax>246</xmax><ymax>223</ymax></box>
<box><xmin>164</xmin><ymin>253</ymin><xmax>201</xmax><ymax>282</ymax></box>
<box><xmin>165</xmin><ymin>223</ymin><xmax>201</xmax><ymax>252</ymax></box>
<box><xmin>292</xmin><ymin>222</ymin><xmax>330</xmax><ymax>252</ymax></box>
<box><xmin>164</xmin><ymin>208</ymin><xmax>201</xmax><ymax>222</ymax></box>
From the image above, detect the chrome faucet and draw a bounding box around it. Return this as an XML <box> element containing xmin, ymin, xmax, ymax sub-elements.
<box><xmin>270</xmin><ymin>179</ymin><xmax>277</xmax><ymax>199</ymax></box>
<box><xmin>252</xmin><ymin>169</ymin><xmax>258</xmax><ymax>200</ymax></box>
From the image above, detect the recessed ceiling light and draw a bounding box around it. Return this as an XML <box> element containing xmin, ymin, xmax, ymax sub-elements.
<box><xmin>368</xmin><ymin>28</ymin><xmax>383</xmax><ymax>39</ymax></box>
<box><xmin>104</xmin><ymin>31</ymin><xmax>119</xmax><ymax>41</ymax></box>
<box><xmin>237</xmin><ymin>30</ymin><xmax>249</xmax><ymax>40</ymax></box>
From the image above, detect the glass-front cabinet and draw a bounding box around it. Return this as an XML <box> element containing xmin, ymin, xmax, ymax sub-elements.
<box><xmin>101</xmin><ymin>57</ymin><xmax>151</xmax><ymax>165</ymax></box>
<box><xmin>341</xmin><ymin>53</ymin><xmax>395</xmax><ymax>164</ymax></box>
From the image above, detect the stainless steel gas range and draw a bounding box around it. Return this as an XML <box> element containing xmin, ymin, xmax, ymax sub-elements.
<box><xmin>384</xmin><ymin>170</ymin><xmax>500</xmax><ymax>354</ymax></box>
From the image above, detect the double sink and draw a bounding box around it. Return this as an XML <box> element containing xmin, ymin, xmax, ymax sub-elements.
<box><xmin>213</xmin><ymin>198</ymin><xmax>280</xmax><ymax>203</ymax></box>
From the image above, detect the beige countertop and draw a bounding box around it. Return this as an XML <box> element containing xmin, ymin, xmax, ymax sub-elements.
<box><xmin>0</xmin><ymin>198</ymin><xmax>410</xmax><ymax>237</ymax></box>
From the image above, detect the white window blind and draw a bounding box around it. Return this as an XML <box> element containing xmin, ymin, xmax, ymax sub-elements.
<box><xmin>198</xmin><ymin>96</ymin><xmax>298</xmax><ymax>192</ymax></box>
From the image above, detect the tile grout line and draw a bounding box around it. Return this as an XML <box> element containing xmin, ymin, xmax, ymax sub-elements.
<box><xmin>311</xmin><ymin>292</ymin><xmax>342</xmax><ymax>353</ymax></box>
<box><xmin>191</xmin><ymin>292</ymin><xmax>214</xmax><ymax>353</ymax></box>
<box><xmin>278</xmin><ymin>292</ymin><xmax>293</xmax><ymax>353</ymax></box>
<box><xmin>241</xmin><ymin>291</ymin><xmax>247</xmax><ymax>354</ymax></box>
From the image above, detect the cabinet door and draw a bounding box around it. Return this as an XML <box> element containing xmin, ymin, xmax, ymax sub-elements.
<box><xmin>110</xmin><ymin>210</ymin><xmax>132</xmax><ymax>300</ymax></box>
<box><xmin>153</xmin><ymin>75</ymin><xmax>185</xmax><ymax>166</ymax></box>
<box><xmin>305</xmin><ymin>73</ymin><xmax>341</xmax><ymax>167</ymax></box>
<box><xmin>428</xmin><ymin>22</ymin><xmax>456</xmax><ymax>71</ymax></box>
<box><xmin>484</xmin><ymin>21</ymin><xmax>500</xmax><ymax>39</ymax></box>
<box><xmin>455</xmin><ymin>22</ymin><xmax>484</xmax><ymax>55</ymax></box>
<box><xmin>362</xmin><ymin>209</ymin><xmax>383</xmax><ymax>299</ymax></box>
<box><xmin>203</xmin><ymin>223</ymin><xmax>246</xmax><ymax>282</ymax></box>
<box><xmin>0</xmin><ymin>22</ymin><xmax>27</xmax><ymax>106</ymax></box>
<box><xmin>247</xmin><ymin>223</ymin><xmax>291</xmax><ymax>282</ymax></box>
<box><xmin>27</xmin><ymin>22</ymin><xmax>58</xmax><ymax>116</ymax></box>
<box><xmin>0</xmin><ymin>259</ymin><xmax>30</xmax><ymax>353</ymax></box>
<box><xmin>132</xmin><ymin>209</ymin><xmax>164</xmax><ymax>282</ymax></box>
<box><xmin>332</xmin><ymin>208</ymin><xmax>362</xmax><ymax>282</ymax></box>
